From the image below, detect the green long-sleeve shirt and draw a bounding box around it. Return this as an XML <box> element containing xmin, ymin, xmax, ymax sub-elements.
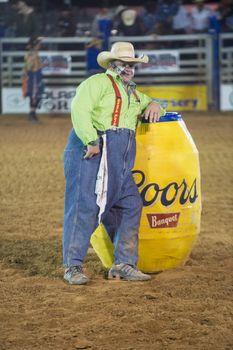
<box><xmin>71</xmin><ymin>69</ymin><xmax>165</xmax><ymax>145</ymax></box>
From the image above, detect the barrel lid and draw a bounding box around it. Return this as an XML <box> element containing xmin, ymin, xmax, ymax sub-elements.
<box><xmin>159</xmin><ymin>112</ymin><xmax>182</xmax><ymax>122</ymax></box>
<box><xmin>141</xmin><ymin>112</ymin><xmax>182</xmax><ymax>123</ymax></box>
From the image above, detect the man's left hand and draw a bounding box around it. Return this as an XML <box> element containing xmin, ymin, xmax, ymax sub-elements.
<box><xmin>143</xmin><ymin>102</ymin><xmax>161</xmax><ymax>123</ymax></box>
<box><xmin>84</xmin><ymin>145</ymin><xmax>100</xmax><ymax>159</ymax></box>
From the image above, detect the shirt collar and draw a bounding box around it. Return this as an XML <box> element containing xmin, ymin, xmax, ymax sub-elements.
<box><xmin>105</xmin><ymin>69</ymin><xmax>136</xmax><ymax>90</ymax></box>
<box><xmin>106</xmin><ymin>69</ymin><xmax>120</xmax><ymax>80</ymax></box>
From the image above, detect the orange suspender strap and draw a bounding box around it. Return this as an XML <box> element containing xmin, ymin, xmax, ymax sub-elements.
<box><xmin>107</xmin><ymin>74</ymin><xmax>122</xmax><ymax>127</ymax></box>
<box><xmin>107</xmin><ymin>73</ymin><xmax>141</xmax><ymax>127</ymax></box>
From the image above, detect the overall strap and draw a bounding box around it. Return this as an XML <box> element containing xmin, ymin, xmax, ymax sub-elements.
<box><xmin>133</xmin><ymin>90</ymin><xmax>140</xmax><ymax>103</ymax></box>
<box><xmin>107</xmin><ymin>73</ymin><xmax>141</xmax><ymax>127</ymax></box>
<box><xmin>107</xmin><ymin>74</ymin><xmax>122</xmax><ymax>127</ymax></box>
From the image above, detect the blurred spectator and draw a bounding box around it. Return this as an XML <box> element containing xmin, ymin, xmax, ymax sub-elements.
<box><xmin>58</xmin><ymin>5</ymin><xmax>76</xmax><ymax>37</ymax></box>
<box><xmin>156</xmin><ymin>0</ymin><xmax>179</xmax><ymax>35</ymax></box>
<box><xmin>86</xmin><ymin>37</ymin><xmax>104</xmax><ymax>76</ymax></box>
<box><xmin>57</xmin><ymin>5</ymin><xmax>77</xmax><ymax>50</ymax></box>
<box><xmin>112</xmin><ymin>5</ymin><xmax>127</xmax><ymax>30</ymax></box>
<box><xmin>91</xmin><ymin>5</ymin><xmax>113</xmax><ymax>50</ymax></box>
<box><xmin>0</xmin><ymin>17</ymin><xmax>7</xmax><ymax>38</ymax></box>
<box><xmin>140</xmin><ymin>1</ymin><xmax>160</xmax><ymax>35</ymax></box>
<box><xmin>0</xmin><ymin>1</ymin><xmax>8</xmax><ymax>37</ymax></box>
<box><xmin>217</xmin><ymin>0</ymin><xmax>233</xmax><ymax>32</ymax></box>
<box><xmin>22</xmin><ymin>36</ymin><xmax>44</xmax><ymax>123</ymax></box>
<box><xmin>190</xmin><ymin>0</ymin><xmax>212</xmax><ymax>33</ymax></box>
<box><xmin>172</xmin><ymin>0</ymin><xmax>191</xmax><ymax>35</ymax></box>
<box><xmin>10</xmin><ymin>0</ymin><xmax>40</xmax><ymax>37</ymax></box>
<box><xmin>117</xmin><ymin>8</ymin><xmax>145</xmax><ymax>36</ymax></box>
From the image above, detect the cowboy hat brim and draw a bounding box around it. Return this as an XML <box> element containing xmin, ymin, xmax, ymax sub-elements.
<box><xmin>97</xmin><ymin>51</ymin><xmax>149</xmax><ymax>69</ymax></box>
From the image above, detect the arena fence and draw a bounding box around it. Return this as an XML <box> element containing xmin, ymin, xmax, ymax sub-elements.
<box><xmin>219</xmin><ymin>33</ymin><xmax>233</xmax><ymax>111</ymax></box>
<box><xmin>0</xmin><ymin>33</ymin><xmax>232</xmax><ymax>113</ymax></box>
<box><xmin>220</xmin><ymin>33</ymin><xmax>233</xmax><ymax>84</ymax></box>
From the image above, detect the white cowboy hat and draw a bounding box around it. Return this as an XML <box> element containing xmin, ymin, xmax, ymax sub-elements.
<box><xmin>97</xmin><ymin>42</ymin><xmax>149</xmax><ymax>69</ymax></box>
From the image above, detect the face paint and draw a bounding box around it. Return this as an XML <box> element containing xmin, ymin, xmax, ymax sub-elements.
<box><xmin>110</xmin><ymin>62</ymin><xmax>125</xmax><ymax>75</ymax></box>
<box><xmin>110</xmin><ymin>61</ymin><xmax>136</xmax><ymax>84</ymax></box>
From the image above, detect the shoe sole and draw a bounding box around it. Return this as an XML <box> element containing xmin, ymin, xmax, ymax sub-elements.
<box><xmin>107</xmin><ymin>271</ymin><xmax>151</xmax><ymax>281</ymax></box>
<box><xmin>64</xmin><ymin>277</ymin><xmax>89</xmax><ymax>285</ymax></box>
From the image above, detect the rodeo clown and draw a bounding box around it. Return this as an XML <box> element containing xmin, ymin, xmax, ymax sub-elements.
<box><xmin>63</xmin><ymin>41</ymin><xmax>166</xmax><ymax>285</ymax></box>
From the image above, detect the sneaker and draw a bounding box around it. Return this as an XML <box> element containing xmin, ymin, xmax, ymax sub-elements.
<box><xmin>108</xmin><ymin>263</ymin><xmax>151</xmax><ymax>281</ymax></box>
<box><xmin>28</xmin><ymin>112</ymin><xmax>39</xmax><ymax>123</ymax></box>
<box><xmin>64</xmin><ymin>266</ymin><xmax>89</xmax><ymax>285</ymax></box>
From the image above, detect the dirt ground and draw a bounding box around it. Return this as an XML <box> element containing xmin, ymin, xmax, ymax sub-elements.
<box><xmin>0</xmin><ymin>112</ymin><xmax>232</xmax><ymax>350</ymax></box>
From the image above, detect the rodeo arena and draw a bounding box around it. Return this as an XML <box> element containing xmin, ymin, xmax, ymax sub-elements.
<box><xmin>0</xmin><ymin>0</ymin><xmax>233</xmax><ymax>349</ymax></box>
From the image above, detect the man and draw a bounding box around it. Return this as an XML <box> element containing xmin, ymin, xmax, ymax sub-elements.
<box><xmin>11</xmin><ymin>1</ymin><xmax>39</xmax><ymax>37</ymax></box>
<box><xmin>63</xmin><ymin>42</ymin><xmax>166</xmax><ymax>285</ymax></box>
<box><xmin>22</xmin><ymin>36</ymin><xmax>44</xmax><ymax>123</ymax></box>
<box><xmin>190</xmin><ymin>0</ymin><xmax>211</xmax><ymax>33</ymax></box>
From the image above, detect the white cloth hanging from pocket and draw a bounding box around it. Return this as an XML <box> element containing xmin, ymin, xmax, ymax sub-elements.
<box><xmin>95</xmin><ymin>134</ymin><xmax>108</xmax><ymax>224</ymax></box>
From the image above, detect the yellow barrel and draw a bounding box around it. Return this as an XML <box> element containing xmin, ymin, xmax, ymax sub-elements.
<box><xmin>91</xmin><ymin>113</ymin><xmax>201</xmax><ymax>272</ymax></box>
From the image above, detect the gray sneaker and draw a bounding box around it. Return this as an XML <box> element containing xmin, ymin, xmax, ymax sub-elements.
<box><xmin>64</xmin><ymin>266</ymin><xmax>89</xmax><ymax>285</ymax></box>
<box><xmin>108</xmin><ymin>263</ymin><xmax>151</xmax><ymax>281</ymax></box>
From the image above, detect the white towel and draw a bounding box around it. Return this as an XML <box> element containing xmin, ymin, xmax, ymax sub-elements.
<box><xmin>95</xmin><ymin>134</ymin><xmax>108</xmax><ymax>224</ymax></box>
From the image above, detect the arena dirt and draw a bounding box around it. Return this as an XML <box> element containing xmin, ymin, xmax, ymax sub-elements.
<box><xmin>0</xmin><ymin>113</ymin><xmax>232</xmax><ymax>350</ymax></box>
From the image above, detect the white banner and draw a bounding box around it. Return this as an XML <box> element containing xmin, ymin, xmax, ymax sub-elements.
<box><xmin>40</xmin><ymin>53</ymin><xmax>72</xmax><ymax>75</ymax></box>
<box><xmin>137</xmin><ymin>50</ymin><xmax>180</xmax><ymax>73</ymax></box>
<box><xmin>2</xmin><ymin>87</ymin><xmax>76</xmax><ymax>114</ymax></box>
<box><xmin>220</xmin><ymin>84</ymin><xmax>233</xmax><ymax>111</ymax></box>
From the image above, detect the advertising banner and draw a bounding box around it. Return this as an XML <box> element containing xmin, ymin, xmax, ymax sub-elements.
<box><xmin>138</xmin><ymin>85</ymin><xmax>208</xmax><ymax>111</ymax></box>
<box><xmin>220</xmin><ymin>84</ymin><xmax>233</xmax><ymax>111</ymax></box>
<box><xmin>40</xmin><ymin>53</ymin><xmax>72</xmax><ymax>75</ymax></box>
<box><xmin>137</xmin><ymin>50</ymin><xmax>179</xmax><ymax>73</ymax></box>
<box><xmin>2</xmin><ymin>87</ymin><xmax>76</xmax><ymax>114</ymax></box>
<box><xmin>2</xmin><ymin>85</ymin><xmax>208</xmax><ymax>114</ymax></box>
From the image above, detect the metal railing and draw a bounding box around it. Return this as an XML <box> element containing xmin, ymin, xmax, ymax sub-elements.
<box><xmin>0</xmin><ymin>33</ymin><xmax>232</xmax><ymax>112</ymax></box>
<box><xmin>220</xmin><ymin>33</ymin><xmax>233</xmax><ymax>84</ymax></box>
<box><xmin>0</xmin><ymin>37</ymin><xmax>90</xmax><ymax>87</ymax></box>
<box><xmin>109</xmin><ymin>34</ymin><xmax>214</xmax><ymax>107</ymax></box>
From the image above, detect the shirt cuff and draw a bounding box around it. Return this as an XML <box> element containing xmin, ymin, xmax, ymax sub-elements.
<box><xmin>88</xmin><ymin>138</ymin><xmax>100</xmax><ymax>146</ymax></box>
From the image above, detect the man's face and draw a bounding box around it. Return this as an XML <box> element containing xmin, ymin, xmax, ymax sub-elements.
<box><xmin>114</xmin><ymin>60</ymin><xmax>136</xmax><ymax>84</ymax></box>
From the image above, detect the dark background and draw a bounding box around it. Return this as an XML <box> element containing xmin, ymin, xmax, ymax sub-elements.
<box><xmin>38</xmin><ymin>0</ymin><xmax>220</xmax><ymax>9</ymax></box>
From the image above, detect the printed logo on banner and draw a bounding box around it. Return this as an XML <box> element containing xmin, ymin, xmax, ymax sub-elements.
<box><xmin>220</xmin><ymin>85</ymin><xmax>233</xmax><ymax>111</ymax></box>
<box><xmin>138</xmin><ymin>85</ymin><xmax>207</xmax><ymax>111</ymax></box>
<box><xmin>147</xmin><ymin>213</ymin><xmax>180</xmax><ymax>229</ymax></box>
<box><xmin>2</xmin><ymin>88</ymin><xmax>76</xmax><ymax>113</ymax></box>
<box><xmin>7</xmin><ymin>92</ymin><xmax>27</xmax><ymax>108</ymax></box>
<box><xmin>39</xmin><ymin>90</ymin><xmax>76</xmax><ymax>112</ymax></box>
<box><xmin>2</xmin><ymin>89</ymin><xmax>29</xmax><ymax>113</ymax></box>
<box><xmin>40</xmin><ymin>53</ymin><xmax>72</xmax><ymax>75</ymax></box>
<box><xmin>159</xmin><ymin>98</ymin><xmax>198</xmax><ymax>109</ymax></box>
<box><xmin>229</xmin><ymin>91</ymin><xmax>233</xmax><ymax>105</ymax></box>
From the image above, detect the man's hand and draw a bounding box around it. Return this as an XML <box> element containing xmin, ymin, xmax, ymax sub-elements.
<box><xmin>143</xmin><ymin>102</ymin><xmax>161</xmax><ymax>123</ymax></box>
<box><xmin>84</xmin><ymin>144</ymin><xmax>100</xmax><ymax>159</ymax></box>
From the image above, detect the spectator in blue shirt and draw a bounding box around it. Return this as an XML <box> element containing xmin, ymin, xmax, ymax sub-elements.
<box><xmin>140</xmin><ymin>1</ymin><xmax>160</xmax><ymax>35</ymax></box>
<box><xmin>156</xmin><ymin>0</ymin><xmax>179</xmax><ymax>35</ymax></box>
